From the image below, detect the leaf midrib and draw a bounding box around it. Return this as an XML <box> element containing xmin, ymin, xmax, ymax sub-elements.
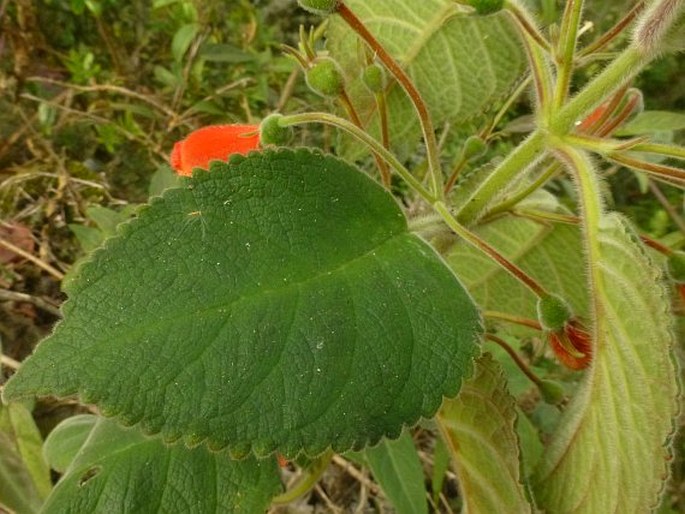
<box><xmin>85</xmin><ymin>232</ymin><xmax>415</xmax><ymax>350</ymax></box>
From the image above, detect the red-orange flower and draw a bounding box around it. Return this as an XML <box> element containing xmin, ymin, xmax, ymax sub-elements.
<box><xmin>548</xmin><ymin>319</ymin><xmax>592</xmax><ymax>370</ymax></box>
<box><xmin>576</xmin><ymin>102</ymin><xmax>610</xmax><ymax>133</ymax></box>
<box><xmin>170</xmin><ymin>124</ymin><xmax>260</xmax><ymax>176</ymax></box>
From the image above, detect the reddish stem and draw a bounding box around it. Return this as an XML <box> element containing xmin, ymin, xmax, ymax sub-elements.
<box><xmin>640</xmin><ymin>234</ymin><xmax>673</xmax><ymax>255</ymax></box>
<box><xmin>486</xmin><ymin>333</ymin><xmax>543</xmax><ymax>387</ymax></box>
<box><xmin>337</xmin><ymin>2</ymin><xmax>443</xmax><ymax>193</ymax></box>
<box><xmin>579</xmin><ymin>1</ymin><xmax>646</xmax><ymax>57</ymax></box>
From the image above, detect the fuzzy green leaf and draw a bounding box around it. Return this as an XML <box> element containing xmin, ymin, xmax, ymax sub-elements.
<box><xmin>328</xmin><ymin>0</ymin><xmax>525</xmax><ymax>158</ymax></box>
<box><xmin>40</xmin><ymin>416</ymin><xmax>281</xmax><ymax>514</ymax></box>
<box><xmin>532</xmin><ymin>214</ymin><xmax>679</xmax><ymax>512</ymax></box>
<box><xmin>437</xmin><ymin>353</ymin><xmax>532</xmax><ymax>514</ymax></box>
<box><xmin>3</xmin><ymin>149</ymin><xmax>481</xmax><ymax>457</ymax></box>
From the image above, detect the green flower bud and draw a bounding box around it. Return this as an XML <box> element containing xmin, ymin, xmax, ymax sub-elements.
<box><xmin>306</xmin><ymin>57</ymin><xmax>345</xmax><ymax>98</ymax></box>
<box><xmin>297</xmin><ymin>0</ymin><xmax>339</xmax><ymax>16</ymax></box>
<box><xmin>667</xmin><ymin>251</ymin><xmax>685</xmax><ymax>283</ymax></box>
<box><xmin>362</xmin><ymin>63</ymin><xmax>386</xmax><ymax>93</ymax></box>
<box><xmin>536</xmin><ymin>293</ymin><xmax>572</xmax><ymax>333</ymax></box>
<box><xmin>464</xmin><ymin>0</ymin><xmax>504</xmax><ymax>15</ymax></box>
<box><xmin>539</xmin><ymin>379</ymin><xmax>566</xmax><ymax>405</ymax></box>
<box><xmin>461</xmin><ymin>135</ymin><xmax>487</xmax><ymax>160</ymax></box>
<box><xmin>259</xmin><ymin>113</ymin><xmax>293</xmax><ymax>146</ymax></box>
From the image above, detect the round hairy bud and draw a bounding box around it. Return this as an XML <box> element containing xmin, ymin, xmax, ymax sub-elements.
<box><xmin>461</xmin><ymin>135</ymin><xmax>487</xmax><ymax>160</ymax></box>
<box><xmin>362</xmin><ymin>63</ymin><xmax>386</xmax><ymax>93</ymax></box>
<box><xmin>306</xmin><ymin>58</ymin><xmax>345</xmax><ymax>98</ymax></box>
<box><xmin>539</xmin><ymin>380</ymin><xmax>566</xmax><ymax>405</ymax></box>
<box><xmin>536</xmin><ymin>293</ymin><xmax>572</xmax><ymax>333</ymax></box>
<box><xmin>259</xmin><ymin>114</ymin><xmax>293</xmax><ymax>146</ymax></box>
<box><xmin>297</xmin><ymin>0</ymin><xmax>339</xmax><ymax>16</ymax></box>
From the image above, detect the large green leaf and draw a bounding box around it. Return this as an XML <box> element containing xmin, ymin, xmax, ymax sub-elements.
<box><xmin>40</xmin><ymin>416</ymin><xmax>281</xmax><ymax>513</ymax></box>
<box><xmin>327</xmin><ymin>0</ymin><xmax>525</xmax><ymax>158</ymax></box>
<box><xmin>437</xmin><ymin>353</ymin><xmax>532</xmax><ymax>514</ymax></box>
<box><xmin>0</xmin><ymin>402</ymin><xmax>51</xmax><ymax>514</ymax></box>
<box><xmin>365</xmin><ymin>431</ymin><xmax>428</xmax><ymax>514</ymax></box>
<box><xmin>446</xmin><ymin>214</ymin><xmax>587</xmax><ymax>330</ymax></box>
<box><xmin>532</xmin><ymin>214</ymin><xmax>679</xmax><ymax>512</ymax></box>
<box><xmin>3</xmin><ymin>149</ymin><xmax>481</xmax><ymax>457</ymax></box>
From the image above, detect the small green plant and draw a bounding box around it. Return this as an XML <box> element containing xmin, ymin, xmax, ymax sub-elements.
<box><xmin>2</xmin><ymin>0</ymin><xmax>685</xmax><ymax>512</ymax></box>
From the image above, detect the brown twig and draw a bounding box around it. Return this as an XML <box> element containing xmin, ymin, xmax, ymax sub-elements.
<box><xmin>0</xmin><ymin>237</ymin><xmax>65</xmax><ymax>280</ymax></box>
<box><xmin>26</xmin><ymin>77</ymin><xmax>178</xmax><ymax>119</ymax></box>
<box><xmin>0</xmin><ymin>289</ymin><xmax>62</xmax><ymax>317</ymax></box>
<box><xmin>1</xmin><ymin>354</ymin><xmax>21</xmax><ymax>371</ymax></box>
<box><xmin>331</xmin><ymin>455</ymin><xmax>380</xmax><ymax>495</ymax></box>
<box><xmin>337</xmin><ymin>2</ymin><xmax>444</xmax><ymax>196</ymax></box>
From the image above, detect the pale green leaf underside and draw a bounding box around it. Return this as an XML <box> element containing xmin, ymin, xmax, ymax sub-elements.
<box><xmin>41</xmin><ymin>416</ymin><xmax>280</xmax><ymax>514</ymax></box>
<box><xmin>328</xmin><ymin>0</ymin><xmax>525</xmax><ymax>158</ymax></box>
<box><xmin>365</xmin><ymin>431</ymin><xmax>428</xmax><ymax>514</ymax></box>
<box><xmin>3</xmin><ymin>149</ymin><xmax>481</xmax><ymax>457</ymax></box>
<box><xmin>43</xmin><ymin>415</ymin><xmax>98</xmax><ymax>474</ymax></box>
<box><xmin>533</xmin><ymin>214</ymin><xmax>679</xmax><ymax>513</ymax></box>
<box><xmin>438</xmin><ymin>353</ymin><xmax>532</xmax><ymax>514</ymax></box>
<box><xmin>446</xmin><ymin>214</ymin><xmax>587</xmax><ymax>332</ymax></box>
<box><xmin>0</xmin><ymin>403</ymin><xmax>51</xmax><ymax>514</ymax></box>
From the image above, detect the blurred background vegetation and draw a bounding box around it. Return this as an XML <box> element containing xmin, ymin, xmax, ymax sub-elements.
<box><xmin>0</xmin><ymin>0</ymin><xmax>683</xmax><ymax>512</ymax></box>
<box><xmin>0</xmin><ymin>0</ymin><xmax>320</xmax><ymax>365</ymax></box>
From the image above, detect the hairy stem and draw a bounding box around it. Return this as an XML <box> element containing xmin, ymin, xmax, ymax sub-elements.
<box><xmin>435</xmin><ymin>202</ymin><xmax>548</xmax><ymax>297</ymax></box>
<box><xmin>339</xmin><ymin>89</ymin><xmax>391</xmax><ymax>186</ymax></box>
<box><xmin>554</xmin><ymin>0</ymin><xmax>585</xmax><ymax>109</ymax></box>
<box><xmin>455</xmin><ymin>131</ymin><xmax>547</xmax><ymax>224</ymax></box>
<box><xmin>280</xmin><ymin>112</ymin><xmax>435</xmax><ymax>203</ymax></box>
<box><xmin>579</xmin><ymin>1</ymin><xmax>645</xmax><ymax>57</ymax></box>
<box><xmin>507</xmin><ymin>3</ymin><xmax>555</xmax><ymax>115</ymax></box>
<box><xmin>336</xmin><ymin>2</ymin><xmax>444</xmax><ymax>199</ymax></box>
<box><xmin>484</xmin><ymin>310</ymin><xmax>543</xmax><ymax>330</ymax></box>
<box><xmin>485</xmin><ymin>160</ymin><xmax>561</xmax><ymax>218</ymax></box>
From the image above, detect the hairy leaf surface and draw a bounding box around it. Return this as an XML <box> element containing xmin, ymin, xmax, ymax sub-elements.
<box><xmin>437</xmin><ymin>353</ymin><xmax>532</xmax><ymax>514</ymax></box>
<box><xmin>328</xmin><ymin>0</ymin><xmax>525</xmax><ymax>158</ymax></box>
<box><xmin>532</xmin><ymin>214</ymin><xmax>679</xmax><ymax>512</ymax></box>
<box><xmin>3</xmin><ymin>149</ymin><xmax>481</xmax><ymax>457</ymax></box>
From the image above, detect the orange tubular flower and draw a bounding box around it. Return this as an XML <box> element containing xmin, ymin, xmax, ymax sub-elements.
<box><xmin>548</xmin><ymin>319</ymin><xmax>593</xmax><ymax>370</ymax></box>
<box><xmin>170</xmin><ymin>124</ymin><xmax>260</xmax><ymax>176</ymax></box>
